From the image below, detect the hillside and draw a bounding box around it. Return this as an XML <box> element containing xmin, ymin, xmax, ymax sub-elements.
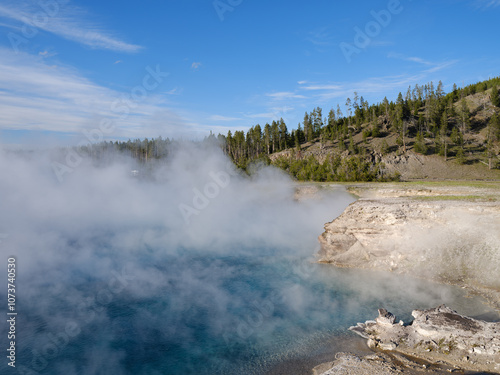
<box><xmin>220</xmin><ymin>77</ymin><xmax>500</xmax><ymax>181</ymax></box>
<box><xmin>271</xmin><ymin>135</ymin><xmax>500</xmax><ymax>181</ymax></box>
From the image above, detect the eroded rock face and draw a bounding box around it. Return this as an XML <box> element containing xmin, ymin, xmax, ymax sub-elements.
<box><xmin>315</xmin><ymin>189</ymin><xmax>500</xmax><ymax>374</ymax></box>
<box><xmin>317</xmin><ymin>198</ymin><xmax>500</xmax><ymax>305</ymax></box>
<box><xmin>348</xmin><ymin>305</ymin><xmax>500</xmax><ymax>373</ymax></box>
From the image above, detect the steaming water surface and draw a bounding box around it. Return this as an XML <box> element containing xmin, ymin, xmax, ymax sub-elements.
<box><xmin>7</xmin><ymin>249</ymin><xmax>499</xmax><ymax>375</ymax></box>
<box><xmin>0</xmin><ymin>147</ymin><xmax>498</xmax><ymax>375</ymax></box>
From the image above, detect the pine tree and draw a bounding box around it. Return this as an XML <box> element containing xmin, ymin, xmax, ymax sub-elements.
<box><xmin>371</xmin><ymin>122</ymin><xmax>380</xmax><ymax>138</ymax></box>
<box><xmin>459</xmin><ymin>98</ymin><xmax>470</xmax><ymax>145</ymax></box>
<box><xmin>294</xmin><ymin>131</ymin><xmax>301</xmax><ymax>157</ymax></box>
<box><xmin>328</xmin><ymin>108</ymin><xmax>337</xmax><ymax>140</ymax></box>
<box><xmin>336</xmin><ymin>104</ymin><xmax>343</xmax><ymax>120</ymax></box>
<box><xmin>486</xmin><ymin>113</ymin><xmax>500</xmax><ymax>169</ymax></box>
<box><xmin>227</xmin><ymin>130</ymin><xmax>233</xmax><ymax>158</ymax></box>
<box><xmin>491</xmin><ymin>86</ymin><xmax>500</xmax><ymax>108</ymax></box>
<box><xmin>394</xmin><ymin>92</ymin><xmax>407</xmax><ymax>152</ymax></box>
<box><xmin>383</xmin><ymin>96</ymin><xmax>389</xmax><ymax>116</ymax></box>
<box><xmin>414</xmin><ymin>131</ymin><xmax>427</xmax><ymax>154</ymax></box>
<box><xmin>278</xmin><ymin>118</ymin><xmax>288</xmax><ymax>150</ymax></box>
<box><xmin>493</xmin><ymin>112</ymin><xmax>500</xmax><ymax>139</ymax></box>
<box><xmin>345</xmin><ymin>98</ymin><xmax>352</xmax><ymax>127</ymax></box>
<box><xmin>271</xmin><ymin>121</ymin><xmax>279</xmax><ymax>152</ymax></box>
<box><xmin>380</xmin><ymin>139</ymin><xmax>389</xmax><ymax>155</ymax></box>
<box><xmin>313</xmin><ymin>107</ymin><xmax>323</xmax><ymax>136</ymax></box>
<box><xmin>253</xmin><ymin>124</ymin><xmax>262</xmax><ymax>157</ymax></box>
<box><xmin>348</xmin><ymin>134</ymin><xmax>357</xmax><ymax>154</ymax></box>
<box><xmin>436</xmin><ymin>81</ymin><xmax>445</xmax><ymax>99</ymax></box>
<box><xmin>451</xmin><ymin>83</ymin><xmax>458</xmax><ymax>102</ymax></box>
<box><xmin>303</xmin><ymin>112</ymin><xmax>310</xmax><ymax>142</ymax></box>
<box><xmin>264</xmin><ymin>124</ymin><xmax>271</xmax><ymax>154</ymax></box>
<box><xmin>440</xmin><ymin>110</ymin><xmax>448</xmax><ymax>160</ymax></box>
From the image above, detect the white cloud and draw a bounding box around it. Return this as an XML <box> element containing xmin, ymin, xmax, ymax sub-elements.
<box><xmin>208</xmin><ymin>115</ymin><xmax>241</xmax><ymax>122</ymax></box>
<box><xmin>39</xmin><ymin>50</ymin><xmax>57</xmax><ymax>58</ymax></box>
<box><xmin>245</xmin><ymin>112</ymin><xmax>276</xmax><ymax>119</ymax></box>
<box><xmin>165</xmin><ymin>87</ymin><xmax>180</xmax><ymax>95</ymax></box>
<box><xmin>388</xmin><ymin>52</ymin><xmax>434</xmax><ymax>65</ymax></box>
<box><xmin>191</xmin><ymin>62</ymin><xmax>202</xmax><ymax>70</ymax></box>
<box><xmin>476</xmin><ymin>0</ymin><xmax>500</xmax><ymax>8</ymax></box>
<box><xmin>244</xmin><ymin>106</ymin><xmax>292</xmax><ymax>122</ymax></box>
<box><xmin>0</xmin><ymin>48</ymin><xmax>188</xmax><ymax>142</ymax></box>
<box><xmin>298</xmin><ymin>74</ymin><xmax>429</xmax><ymax>103</ymax></box>
<box><xmin>387</xmin><ymin>53</ymin><xmax>458</xmax><ymax>73</ymax></box>
<box><xmin>305</xmin><ymin>27</ymin><xmax>334</xmax><ymax>46</ymax></box>
<box><xmin>266</xmin><ymin>92</ymin><xmax>306</xmax><ymax>100</ymax></box>
<box><xmin>423</xmin><ymin>60</ymin><xmax>459</xmax><ymax>73</ymax></box>
<box><xmin>0</xmin><ymin>2</ymin><xmax>142</xmax><ymax>53</ymax></box>
<box><xmin>302</xmin><ymin>84</ymin><xmax>343</xmax><ymax>91</ymax></box>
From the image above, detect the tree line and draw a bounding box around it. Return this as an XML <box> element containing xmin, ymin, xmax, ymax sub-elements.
<box><xmin>71</xmin><ymin>76</ymin><xmax>500</xmax><ymax>181</ymax></box>
<box><xmin>215</xmin><ymin>76</ymin><xmax>500</xmax><ymax>173</ymax></box>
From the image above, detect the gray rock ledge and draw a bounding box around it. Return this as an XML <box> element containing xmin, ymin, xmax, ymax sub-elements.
<box><xmin>345</xmin><ymin>305</ymin><xmax>500</xmax><ymax>374</ymax></box>
<box><xmin>317</xmin><ymin>198</ymin><xmax>500</xmax><ymax>309</ymax></box>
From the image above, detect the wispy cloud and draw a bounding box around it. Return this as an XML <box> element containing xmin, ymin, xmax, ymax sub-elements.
<box><xmin>423</xmin><ymin>60</ymin><xmax>458</xmax><ymax>73</ymax></box>
<box><xmin>39</xmin><ymin>50</ymin><xmax>57</xmax><ymax>58</ymax></box>
<box><xmin>476</xmin><ymin>0</ymin><xmax>500</xmax><ymax>8</ymax></box>
<box><xmin>0</xmin><ymin>48</ymin><xmax>176</xmax><ymax>141</ymax></box>
<box><xmin>165</xmin><ymin>87</ymin><xmax>180</xmax><ymax>95</ymax></box>
<box><xmin>0</xmin><ymin>20</ymin><xmax>19</xmax><ymax>30</ymax></box>
<box><xmin>302</xmin><ymin>84</ymin><xmax>343</xmax><ymax>91</ymax></box>
<box><xmin>266</xmin><ymin>92</ymin><xmax>306</xmax><ymax>100</ymax></box>
<box><xmin>191</xmin><ymin>62</ymin><xmax>202</xmax><ymax>70</ymax></box>
<box><xmin>208</xmin><ymin>115</ymin><xmax>241</xmax><ymax>122</ymax></box>
<box><xmin>387</xmin><ymin>53</ymin><xmax>458</xmax><ymax>73</ymax></box>
<box><xmin>305</xmin><ymin>27</ymin><xmax>335</xmax><ymax>46</ymax></box>
<box><xmin>0</xmin><ymin>2</ymin><xmax>142</xmax><ymax>53</ymax></box>
<box><xmin>388</xmin><ymin>52</ymin><xmax>434</xmax><ymax>65</ymax></box>
<box><xmin>244</xmin><ymin>106</ymin><xmax>292</xmax><ymax>123</ymax></box>
<box><xmin>297</xmin><ymin>73</ymin><xmax>432</xmax><ymax>102</ymax></box>
<box><xmin>245</xmin><ymin>112</ymin><xmax>276</xmax><ymax>119</ymax></box>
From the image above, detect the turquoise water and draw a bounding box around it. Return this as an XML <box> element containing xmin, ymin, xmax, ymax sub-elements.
<box><xmin>1</xmin><ymin>152</ymin><xmax>497</xmax><ymax>374</ymax></box>
<box><xmin>8</xmin><ymin>248</ymin><xmax>498</xmax><ymax>375</ymax></box>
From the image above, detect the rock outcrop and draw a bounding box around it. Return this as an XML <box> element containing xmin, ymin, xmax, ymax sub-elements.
<box><xmin>314</xmin><ymin>185</ymin><xmax>500</xmax><ymax>374</ymax></box>
<box><xmin>345</xmin><ymin>305</ymin><xmax>500</xmax><ymax>373</ymax></box>
<box><xmin>318</xmin><ymin>197</ymin><xmax>500</xmax><ymax>307</ymax></box>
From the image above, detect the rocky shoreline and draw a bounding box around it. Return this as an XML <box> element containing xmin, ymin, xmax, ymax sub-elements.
<box><xmin>312</xmin><ymin>182</ymin><xmax>500</xmax><ymax>374</ymax></box>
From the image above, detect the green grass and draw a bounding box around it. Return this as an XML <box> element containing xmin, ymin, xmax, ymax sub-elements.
<box><xmin>399</xmin><ymin>180</ymin><xmax>500</xmax><ymax>189</ymax></box>
<box><xmin>298</xmin><ymin>181</ymin><xmax>500</xmax><ymax>201</ymax></box>
<box><xmin>412</xmin><ymin>195</ymin><xmax>497</xmax><ymax>202</ymax></box>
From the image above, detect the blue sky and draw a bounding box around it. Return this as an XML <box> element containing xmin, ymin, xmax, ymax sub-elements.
<box><xmin>1</xmin><ymin>0</ymin><xmax>500</xmax><ymax>146</ymax></box>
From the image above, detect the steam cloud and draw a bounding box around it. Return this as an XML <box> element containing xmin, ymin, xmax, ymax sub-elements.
<box><xmin>0</xmin><ymin>143</ymin><xmax>496</xmax><ymax>374</ymax></box>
